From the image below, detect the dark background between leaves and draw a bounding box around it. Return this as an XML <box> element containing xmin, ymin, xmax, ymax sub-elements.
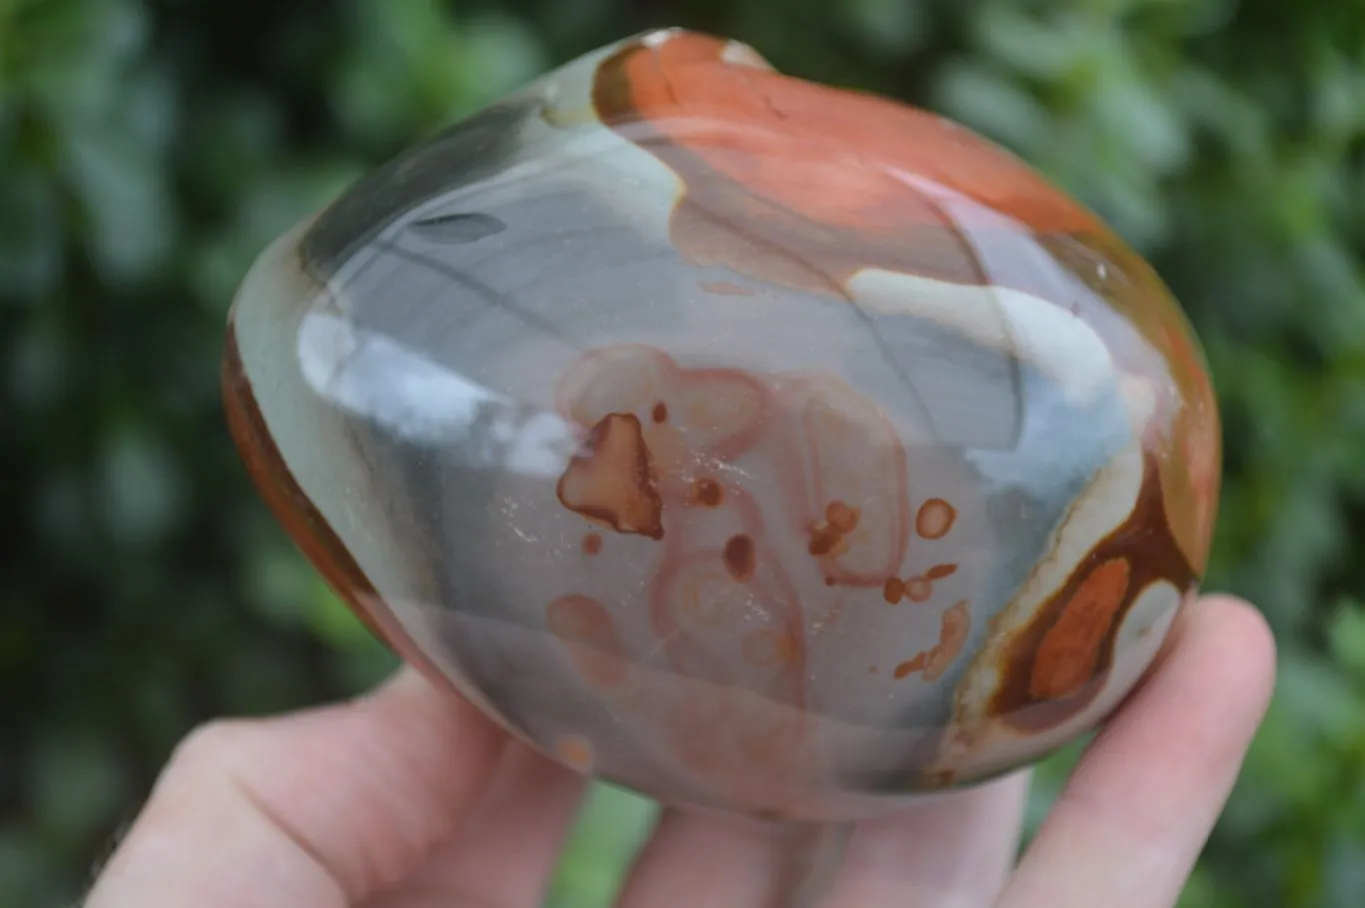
<box><xmin>3</xmin><ymin>0</ymin><xmax>1364</xmax><ymax>905</ymax></box>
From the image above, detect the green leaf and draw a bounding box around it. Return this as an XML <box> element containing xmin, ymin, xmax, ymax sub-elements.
<box><xmin>61</xmin><ymin>127</ymin><xmax>174</xmax><ymax>283</ymax></box>
<box><xmin>25</xmin><ymin>729</ymin><xmax>129</xmax><ymax>845</ymax></box>
<box><xmin>1327</xmin><ymin>599</ymin><xmax>1365</xmax><ymax>680</ymax></box>
<box><xmin>843</xmin><ymin>0</ymin><xmax>928</xmax><ymax>57</ymax></box>
<box><xmin>934</xmin><ymin>60</ymin><xmax>1050</xmax><ymax>153</ymax></box>
<box><xmin>97</xmin><ymin>426</ymin><xmax>185</xmax><ymax>547</ymax></box>
<box><xmin>0</xmin><ymin>168</ymin><xmax>62</xmax><ymax>303</ymax></box>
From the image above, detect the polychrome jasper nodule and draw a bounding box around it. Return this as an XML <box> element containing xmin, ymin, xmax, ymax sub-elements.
<box><xmin>222</xmin><ymin>28</ymin><xmax>1220</xmax><ymax>822</ymax></box>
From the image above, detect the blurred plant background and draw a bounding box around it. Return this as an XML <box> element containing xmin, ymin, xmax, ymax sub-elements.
<box><xmin>3</xmin><ymin>0</ymin><xmax>1364</xmax><ymax>904</ymax></box>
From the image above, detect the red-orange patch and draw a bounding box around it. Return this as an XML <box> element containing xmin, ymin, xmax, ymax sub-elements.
<box><xmin>591</xmin><ymin>33</ymin><xmax>1098</xmax><ymax>269</ymax></box>
<box><xmin>1029</xmin><ymin>558</ymin><xmax>1131</xmax><ymax>700</ymax></box>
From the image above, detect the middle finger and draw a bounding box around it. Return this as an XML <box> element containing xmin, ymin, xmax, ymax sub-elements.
<box><xmin>614</xmin><ymin>772</ymin><xmax>1029</xmax><ymax>908</ymax></box>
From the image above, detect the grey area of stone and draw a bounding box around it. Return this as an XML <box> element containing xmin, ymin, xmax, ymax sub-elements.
<box><xmin>284</xmin><ymin>96</ymin><xmax>1133</xmax><ymax>807</ymax></box>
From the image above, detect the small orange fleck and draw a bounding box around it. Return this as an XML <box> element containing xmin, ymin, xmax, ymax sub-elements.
<box><xmin>723</xmin><ymin>534</ymin><xmax>756</xmax><ymax>582</ymax></box>
<box><xmin>868</xmin><ymin>665</ymin><xmax>879</xmax><ymax>674</ymax></box>
<box><xmin>882</xmin><ymin>577</ymin><xmax>904</xmax><ymax>604</ymax></box>
<box><xmin>925</xmin><ymin>563</ymin><xmax>958</xmax><ymax>580</ymax></box>
<box><xmin>904</xmin><ymin>577</ymin><xmax>933</xmax><ymax>602</ymax></box>
<box><xmin>808</xmin><ymin>526</ymin><xmax>840</xmax><ymax>556</ymax></box>
<box><xmin>554</xmin><ymin>734</ymin><xmax>595</xmax><ymax>772</ymax></box>
<box><xmin>892</xmin><ymin>599</ymin><xmax>972</xmax><ymax>682</ymax></box>
<box><xmin>582</xmin><ymin>533</ymin><xmax>602</xmax><ymax>555</ymax></box>
<box><xmin>923</xmin><ymin>599</ymin><xmax>970</xmax><ymax>681</ymax></box>
<box><xmin>825</xmin><ymin>500</ymin><xmax>859</xmax><ymax>532</ymax></box>
<box><xmin>652</xmin><ymin>401</ymin><xmax>669</xmax><ymax>423</ymax></box>
<box><xmin>546</xmin><ymin>595</ymin><xmax>628</xmax><ymax>688</ymax></box>
<box><xmin>741</xmin><ymin>628</ymin><xmax>796</xmax><ymax>666</ymax></box>
<box><xmin>916</xmin><ymin>498</ymin><xmax>957</xmax><ymax>539</ymax></box>
<box><xmin>824</xmin><ymin>576</ymin><xmax>837</xmax><ymax>586</ymax></box>
<box><xmin>556</xmin><ymin>413</ymin><xmax>664</xmax><ymax>539</ymax></box>
<box><xmin>1030</xmin><ymin>558</ymin><xmax>1132</xmax><ymax>700</ymax></box>
<box><xmin>691</xmin><ymin>476</ymin><xmax>723</xmax><ymax>507</ymax></box>
<box><xmin>894</xmin><ymin>654</ymin><xmax>927</xmax><ymax>679</ymax></box>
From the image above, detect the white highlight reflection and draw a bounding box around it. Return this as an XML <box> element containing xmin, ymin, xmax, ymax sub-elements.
<box><xmin>297</xmin><ymin>311</ymin><xmax>578</xmax><ymax>478</ymax></box>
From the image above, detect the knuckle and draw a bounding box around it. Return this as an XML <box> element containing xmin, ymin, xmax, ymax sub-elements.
<box><xmin>166</xmin><ymin>718</ymin><xmax>256</xmax><ymax>774</ymax></box>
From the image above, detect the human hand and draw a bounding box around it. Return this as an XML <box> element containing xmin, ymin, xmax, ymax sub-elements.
<box><xmin>85</xmin><ymin>593</ymin><xmax>1274</xmax><ymax>908</ymax></box>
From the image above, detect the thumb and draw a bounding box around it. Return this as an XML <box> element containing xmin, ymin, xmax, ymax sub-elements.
<box><xmin>85</xmin><ymin>666</ymin><xmax>507</xmax><ymax>908</ymax></box>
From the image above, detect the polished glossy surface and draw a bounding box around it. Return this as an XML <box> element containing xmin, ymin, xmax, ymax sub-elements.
<box><xmin>222</xmin><ymin>28</ymin><xmax>1220</xmax><ymax>821</ymax></box>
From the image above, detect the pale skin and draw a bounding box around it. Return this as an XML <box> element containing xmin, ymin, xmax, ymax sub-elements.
<box><xmin>85</xmin><ymin>594</ymin><xmax>1274</xmax><ymax>908</ymax></box>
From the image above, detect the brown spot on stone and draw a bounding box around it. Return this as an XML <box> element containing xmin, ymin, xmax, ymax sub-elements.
<box><xmin>883</xmin><ymin>576</ymin><xmax>904</xmax><ymax>604</ymax></box>
<box><xmin>723</xmin><ymin>534</ymin><xmax>756</xmax><ymax>582</ymax></box>
<box><xmin>556</xmin><ymin>412</ymin><xmax>664</xmax><ymax>539</ymax></box>
<box><xmin>546</xmin><ymin>595</ymin><xmax>629</xmax><ymax>689</ymax></box>
<box><xmin>652</xmin><ymin>401</ymin><xmax>669</xmax><ymax>423</ymax></box>
<box><xmin>691</xmin><ymin>476</ymin><xmax>723</xmax><ymax>507</ymax></box>
<box><xmin>807</xmin><ymin>527</ymin><xmax>841</xmax><ymax>557</ymax></box>
<box><xmin>925</xmin><ymin>563</ymin><xmax>958</xmax><ymax>580</ymax></box>
<box><xmin>916</xmin><ymin>498</ymin><xmax>956</xmax><ymax>539</ymax></box>
<box><xmin>808</xmin><ymin>499</ymin><xmax>859</xmax><ymax>556</ymax></box>
<box><xmin>582</xmin><ymin>532</ymin><xmax>602</xmax><ymax>556</ymax></box>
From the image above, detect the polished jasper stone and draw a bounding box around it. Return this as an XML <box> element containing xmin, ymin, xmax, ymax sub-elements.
<box><xmin>222</xmin><ymin>27</ymin><xmax>1221</xmax><ymax>822</ymax></box>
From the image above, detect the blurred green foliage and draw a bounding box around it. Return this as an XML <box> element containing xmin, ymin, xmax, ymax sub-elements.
<box><xmin>2</xmin><ymin>0</ymin><xmax>1363</xmax><ymax>905</ymax></box>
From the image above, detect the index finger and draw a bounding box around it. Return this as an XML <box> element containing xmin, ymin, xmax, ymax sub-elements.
<box><xmin>84</xmin><ymin>666</ymin><xmax>506</xmax><ymax>908</ymax></box>
<box><xmin>998</xmin><ymin>594</ymin><xmax>1276</xmax><ymax>908</ymax></box>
